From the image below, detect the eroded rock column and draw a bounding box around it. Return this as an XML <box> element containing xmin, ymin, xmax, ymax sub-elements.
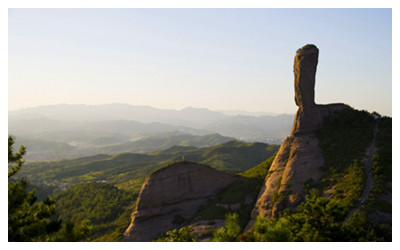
<box><xmin>291</xmin><ymin>45</ymin><xmax>322</xmax><ymax>136</ymax></box>
<box><xmin>294</xmin><ymin>44</ymin><xmax>318</xmax><ymax>108</ymax></box>
<box><xmin>246</xmin><ymin>44</ymin><xmax>324</xmax><ymax>230</ymax></box>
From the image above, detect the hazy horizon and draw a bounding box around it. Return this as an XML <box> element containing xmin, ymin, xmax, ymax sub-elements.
<box><xmin>8</xmin><ymin>102</ymin><xmax>287</xmax><ymax>116</ymax></box>
<box><xmin>8</xmin><ymin>8</ymin><xmax>392</xmax><ymax>116</ymax></box>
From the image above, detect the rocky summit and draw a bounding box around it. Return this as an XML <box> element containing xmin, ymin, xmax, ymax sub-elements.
<box><xmin>291</xmin><ymin>44</ymin><xmax>348</xmax><ymax>136</ymax></box>
<box><xmin>123</xmin><ymin>161</ymin><xmax>236</xmax><ymax>241</ymax></box>
<box><xmin>121</xmin><ymin>44</ymin><xmax>390</xmax><ymax>241</ymax></box>
<box><xmin>247</xmin><ymin>44</ymin><xmax>349</xmax><ymax>228</ymax></box>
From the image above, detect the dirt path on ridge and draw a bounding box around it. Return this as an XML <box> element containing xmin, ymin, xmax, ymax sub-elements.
<box><xmin>344</xmin><ymin>121</ymin><xmax>378</xmax><ymax>223</ymax></box>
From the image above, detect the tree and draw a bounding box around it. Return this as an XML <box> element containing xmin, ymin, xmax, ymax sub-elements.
<box><xmin>251</xmin><ymin>216</ymin><xmax>292</xmax><ymax>241</ymax></box>
<box><xmin>286</xmin><ymin>195</ymin><xmax>348</xmax><ymax>241</ymax></box>
<box><xmin>8</xmin><ymin>135</ymin><xmax>26</xmax><ymax>178</ymax></box>
<box><xmin>8</xmin><ymin>135</ymin><xmax>62</xmax><ymax>241</ymax></box>
<box><xmin>53</xmin><ymin>219</ymin><xmax>93</xmax><ymax>242</ymax></box>
<box><xmin>154</xmin><ymin>227</ymin><xmax>196</xmax><ymax>242</ymax></box>
<box><xmin>211</xmin><ymin>213</ymin><xmax>241</xmax><ymax>242</ymax></box>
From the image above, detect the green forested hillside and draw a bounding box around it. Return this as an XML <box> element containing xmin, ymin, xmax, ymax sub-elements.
<box><xmin>103</xmin><ymin>133</ymin><xmax>235</xmax><ymax>154</ymax></box>
<box><xmin>52</xmin><ymin>182</ymin><xmax>135</xmax><ymax>241</ymax></box>
<box><xmin>11</xmin><ymin>140</ymin><xmax>278</xmax><ymax>242</ymax></box>
<box><xmin>13</xmin><ymin>141</ymin><xmax>279</xmax><ymax>197</ymax></box>
<box><xmin>49</xmin><ymin>155</ymin><xmax>277</xmax><ymax>242</ymax></box>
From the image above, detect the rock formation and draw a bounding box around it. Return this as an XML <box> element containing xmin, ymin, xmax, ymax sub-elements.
<box><xmin>123</xmin><ymin>161</ymin><xmax>236</xmax><ymax>241</ymax></box>
<box><xmin>294</xmin><ymin>44</ymin><xmax>318</xmax><ymax>109</ymax></box>
<box><xmin>247</xmin><ymin>44</ymin><xmax>349</xmax><ymax>229</ymax></box>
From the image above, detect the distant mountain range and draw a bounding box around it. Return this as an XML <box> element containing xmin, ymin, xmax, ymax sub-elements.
<box><xmin>8</xmin><ymin>104</ymin><xmax>293</xmax><ymax>160</ymax></box>
<box><xmin>9</xmin><ymin>103</ymin><xmax>229</xmax><ymax>127</ymax></box>
<box><xmin>9</xmin><ymin>103</ymin><xmax>293</xmax><ymax>135</ymax></box>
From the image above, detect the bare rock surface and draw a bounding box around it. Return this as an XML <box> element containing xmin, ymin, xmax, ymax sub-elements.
<box><xmin>247</xmin><ymin>45</ymin><xmax>349</xmax><ymax>229</ymax></box>
<box><xmin>123</xmin><ymin>161</ymin><xmax>236</xmax><ymax>241</ymax></box>
<box><xmin>291</xmin><ymin>45</ymin><xmax>349</xmax><ymax>136</ymax></box>
<box><xmin>294</xmin><ymin>44</ymin><xmax>318</xmax><ymax>109</ymax></box>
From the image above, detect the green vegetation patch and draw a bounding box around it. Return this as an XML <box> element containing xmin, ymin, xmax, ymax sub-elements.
<box><xmin>154</xmin><ymin>227</ymin><xmax>196</xmax><ymax>242</ymax></box>
<box><xmin>242</xmin><ymin>194</ymin><xmax>348</xmax><ymax>242</ymax></box>
<box><xmin>332</xmin><ymin>160</ymin><xmax>365</xmax><ymax>208</ymax></box>
<box><xmin>357</xmin><ymin>116</ymin><xmax>392</xmax><ymax>240</ymax></box>
<box><xmin>316</xmin><ymin>108</ymin><xmax>375</xmax><ymax>194</ymax></box>
<box><xmin>52</xmin><ymin>182</ymin><xmax>136</xmax><ymax>241</ymax></box>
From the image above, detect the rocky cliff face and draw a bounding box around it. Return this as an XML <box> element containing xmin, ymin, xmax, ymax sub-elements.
<box><xmin>247</xmin><ymin>45</ymin><xmax>349</xmax><ymax>228</ymax></box>
<box><xmin>123</xmin><ymin>161</ymin><xmax>236</xmax><ymax>241</ymax></box>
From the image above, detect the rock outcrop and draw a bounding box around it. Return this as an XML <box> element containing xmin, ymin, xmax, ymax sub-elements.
<box><xmin>247</xmin><ymin>44</ymin><xmax>349</xmax><ymax>229</ymax></box>
<box><xmin>294</xmin><ymin>44</ymin><xmax>318</xmax><ymax>109</ymax></box>
<box><xmin>123</xmin><ymin>161</ymin><xmax>236</xmax><ymax>241</ymax></box>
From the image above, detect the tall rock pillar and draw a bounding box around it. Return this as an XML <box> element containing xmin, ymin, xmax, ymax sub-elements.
<box><xmin>246</xmin><ymin>44</ymin><xmax>339</xmax><ymax>230</ymax></box>
<box><xmin>294</xmin><ymin>44</ymin><xmax>318</xmax><ymax>108</ymax></box>
<box><xmin>291</xmin><ymin>45</ymin><xmax>322</xmax><ymax>136</ymax></box>
<box><xmin>247</xmin><ymin>44</ymin><xmax>349</xmax><ymax>230</ymax></box>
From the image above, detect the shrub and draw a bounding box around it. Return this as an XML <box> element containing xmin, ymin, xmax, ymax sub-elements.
<box><xmin>252</xmin><ymin>217</ymin><xmax>292</xmax><ymax>241</ymax></box>
<box><xmin>210</xmin><ymin>213</ymin><xmax>241</xmax><ymax>242</ymax></box>
<box><xmin>155</xmin><ymin>227</ymin><xmax>196</xmax><ymax>242</ymax></box>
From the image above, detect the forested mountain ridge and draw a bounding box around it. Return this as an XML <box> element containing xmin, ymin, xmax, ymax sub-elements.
<box><xmin>12</xmin><ymin>132</ymin><xmax>235</xmax><ymax>161</ymax></box>
<box><xmin>12</xmin><ymin>141</ymin><xmax>279</xmax><ymax>197</ymax></box>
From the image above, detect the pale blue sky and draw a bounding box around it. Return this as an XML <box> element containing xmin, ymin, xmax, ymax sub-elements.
<box><xmin>8</xmin><ymin>8</ymin><xmax>392</xmax><ymax>115</ymax></box>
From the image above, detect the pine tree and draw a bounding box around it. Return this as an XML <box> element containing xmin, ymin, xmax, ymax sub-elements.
<box><xmin>8</xmin><ymin>135</ymin><xmax>26</xmax><ymax>178</ymax></box>
<box><xmin>8</xmin><ymin>135</ymin><xmax>62</xmax><ymax>241</ymax></box>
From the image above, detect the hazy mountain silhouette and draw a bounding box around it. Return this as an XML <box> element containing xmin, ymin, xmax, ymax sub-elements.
<box><xmin>9</xmin><ymin>104</ymin><xmax>229</xmax><ymax>128</ymax></box>
<box><xmin>9</xmin><ymin>103</ymin><xmax>293</xmax><ymax>142</ymax></box>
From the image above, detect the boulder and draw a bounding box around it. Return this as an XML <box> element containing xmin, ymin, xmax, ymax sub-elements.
<box><xmin>123</xmin><ymin>161</ymin><xmax>236</xmax><ymax>241</ymax></box>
